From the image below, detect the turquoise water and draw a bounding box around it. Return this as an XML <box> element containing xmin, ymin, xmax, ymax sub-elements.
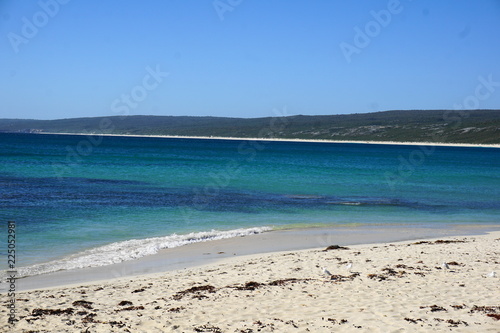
<box><xmin>0</xmin><ymin>133</ymin><xmax>499</xmax><ymax>276</ymax></box>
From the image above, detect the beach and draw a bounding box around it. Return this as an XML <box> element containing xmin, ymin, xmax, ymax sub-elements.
<box><xmin>3</xmin><ymin>0</ymin><xmax>499</xmax><ymax>331</ymax></box>
<box><xmin>39</xmin><ymin>132</ymin><xmax>500</xmax><ymax>148</ymax></box>
<box><xmin>3</xmin><ymin>228</ymin><xmax>499</xmax><ymax>332</ymax></box>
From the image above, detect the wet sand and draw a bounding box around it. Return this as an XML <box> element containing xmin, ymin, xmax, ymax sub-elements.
<box><xmin>13</xmin><ymin>224</ymin><xmax>498</xmax><ymax>291</ymax></box>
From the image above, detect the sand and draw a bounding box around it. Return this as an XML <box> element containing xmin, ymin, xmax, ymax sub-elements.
<box><xmin>15</xmin><ymin>225</ymin><xmax>491</xmax><ymax>291</ymax></box>
<box><xmin>2</xmin><ymin>230</ymin><xmax>499</xmax><ymax>332</ymax></box>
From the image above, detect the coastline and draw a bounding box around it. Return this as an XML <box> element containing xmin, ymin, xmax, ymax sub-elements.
<box><xmin>36</xmin><ymin>132</ymin><xmax>500</xmax><ymax>148</ymax></box>
<box><xmin>3</xmin><ymin>227</ymin><xmax>499</xmax><ymax>332</ymax></box>
<box><xmin>3</xmin><ymin>132</ymin><xmax>499</xmax><ymax>330</ymax></box>
<box><xmin>11</xmin><ymin>223</ymin><xmax>500</xmax><ymax>292</ymax></box>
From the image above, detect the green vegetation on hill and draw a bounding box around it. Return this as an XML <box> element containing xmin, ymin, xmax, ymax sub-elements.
<box><xmin>1</xmin><ymin>110</ymin><xmax>499</xmax><ymax>144</ymax></box>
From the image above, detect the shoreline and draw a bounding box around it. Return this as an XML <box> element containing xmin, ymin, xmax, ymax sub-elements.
<box><xmin>11</xmin><ymin>223</ymin><xmax>500</xmax><ymax>292</ymax></box>
<box><xmin>35</xmin><ymin>132</ymin><xmax>500</xmax><ymax>148</ymax></box>
<box><xmin>3</xmin><ymin>228</ymin><xmax>499</xmax><ymax>332</ymax></box>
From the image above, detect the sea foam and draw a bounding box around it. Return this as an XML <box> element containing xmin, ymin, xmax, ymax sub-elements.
<box><xmin>11</xmin><ymin>227</ymin><xmax>272</xmax><ymax>278</ymax></box>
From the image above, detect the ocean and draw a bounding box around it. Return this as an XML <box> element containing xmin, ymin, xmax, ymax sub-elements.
<box><xmin>0</xmin><ymin>133</ymin><xmax>499</xmax><ymax>277</ymax></box>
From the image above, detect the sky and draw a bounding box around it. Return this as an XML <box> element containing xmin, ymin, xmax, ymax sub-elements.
<box><xmin>1</xmin><ymin>0</ymin><xmax>500</xmax><ymax>120</ymax></box>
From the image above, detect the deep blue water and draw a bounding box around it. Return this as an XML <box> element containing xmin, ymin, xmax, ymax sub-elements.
<box><xmin>0</xmin><ymin>133</ymin><xmax>499</xmax><ymax>276</ymax></box>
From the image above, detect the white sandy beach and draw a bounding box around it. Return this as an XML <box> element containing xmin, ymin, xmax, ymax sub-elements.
<box><xmin>2</xmin><ymin>230</ymin><xmax>499</xmax><ymax>332</ymax></box>
<box><xmin>39</xmin><ymin>132</ymin><xmax>500</xmax><ymax>149</ymax></box>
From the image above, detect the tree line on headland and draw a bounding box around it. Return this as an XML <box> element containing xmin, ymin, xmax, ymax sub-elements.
<box><xmin>1</xmin><ymin>109</ymin><xmax>499</xmax><ymax>144</ymax></box>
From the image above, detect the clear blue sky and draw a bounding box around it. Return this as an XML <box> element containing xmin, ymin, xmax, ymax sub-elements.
<box><xmin>1</xmin><ymin>0</ymin><xmax>500</xmax><ymax>120</ymax></box>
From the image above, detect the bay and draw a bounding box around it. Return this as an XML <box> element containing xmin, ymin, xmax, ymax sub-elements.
<box><xmin>0</xmin><ymin>133</ymin><xmax>498</xmax><ymax>276</ymax></box>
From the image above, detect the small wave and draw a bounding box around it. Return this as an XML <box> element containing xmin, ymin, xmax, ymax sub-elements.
<box><xmin>326</xmin><ymin>198</ymin><xmax>402</xmax><ymax>207</ymax></box>
<box><xmin>8</xmin><ymin>227</ymin><xmax>272</xmax><ymax>278</ymax></box>
<box><xmin>326</xmin><ymin>201</ymin><xmax>364</xmax><ymax>206</ymax></box>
